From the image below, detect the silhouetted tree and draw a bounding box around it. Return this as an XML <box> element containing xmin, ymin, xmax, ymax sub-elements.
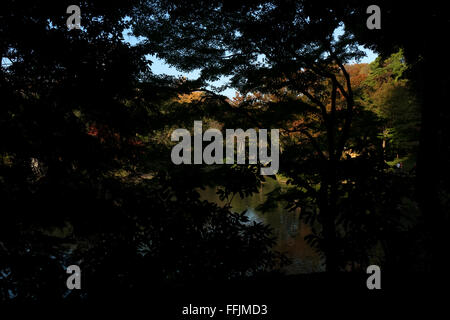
<box><xmin>343</xmin><ymin>0</ymin><xmax>450</xmax><ymax>277</ymax></box>
<box><xmin>0</xmin><ymin>1</ymin><xmax>281</xmax><ymax>301</ymax></box>
<box><xmin>133</xmin><ymin>0</ymin><xmax>382</xmax><ymax>272</ymax></box>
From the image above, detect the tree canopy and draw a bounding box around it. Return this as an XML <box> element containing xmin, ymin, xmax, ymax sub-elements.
<box><xmin>1</xmin><ymin>0</ymin><xmax>447</xmax><ymax>303</ymax></box>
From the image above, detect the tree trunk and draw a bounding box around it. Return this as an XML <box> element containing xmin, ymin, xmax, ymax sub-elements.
<box><xmin>415</xmin><ymin>53</ymin><xmax>450</xmax><ymax>277</ymax></box>
<box><xmin>320</xmin><ymin>159</ymin><xmax>339</xmax><ymax>273</ymax></box>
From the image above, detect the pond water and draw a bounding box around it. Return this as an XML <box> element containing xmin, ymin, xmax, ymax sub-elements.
<box><xmin>40</xmin><ymin>178</ymin><xmax>323</xmax><ymax>275</ymax></box>
<box><xmin>200</xmin><ymin>178</ymin><xmax>323</xmax><ymax>274</ymax></box>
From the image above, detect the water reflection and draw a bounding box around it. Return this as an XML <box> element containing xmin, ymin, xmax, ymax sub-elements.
<box><xmin>200</xmin><ymin>179</ymin><xmax>323</xmax><ymax>274</ymax></box>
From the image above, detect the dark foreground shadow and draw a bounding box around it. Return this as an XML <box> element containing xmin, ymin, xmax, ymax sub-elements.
<box><xmin>9</xmin><ymin>272</ymin><xmax>446</xmax><ymax>318</ymax></box>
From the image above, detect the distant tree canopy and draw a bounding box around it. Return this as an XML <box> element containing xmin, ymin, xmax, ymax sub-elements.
<box><xmin>362</xmin><ymin>51</ymin><xmax>420</xmax><ymax>164</ymax></box>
